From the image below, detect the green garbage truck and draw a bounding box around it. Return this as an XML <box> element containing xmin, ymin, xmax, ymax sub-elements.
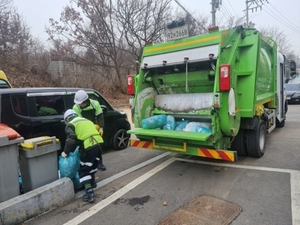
<box><xmin>127</xmin><ymin>25</ymin><xmax>296</xmax><ymax>162</ymax></box>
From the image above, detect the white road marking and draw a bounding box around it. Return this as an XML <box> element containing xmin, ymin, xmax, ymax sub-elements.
<box><xmin>65</xmin><ymin>155</ymin><xmax>300</xmax><ymax>225</ymax></box>
<box><xmin>291</xmin><ymin>172</ymin><xmax>300</xmax><ymax>225</ymax></box>
<box><xmin>75</xmin><ymin>152</ymin><xmax>172</xmax><ymax>199</ymax></box>
<box><xmin>176</xmin><ymin>158</ymin><xmax>300</xmax><ymax>225</ymax></box>
<box><xmin>64</xmin><ymin>157</ymin><xmax>176</xmax><ymax>225</ymax></box>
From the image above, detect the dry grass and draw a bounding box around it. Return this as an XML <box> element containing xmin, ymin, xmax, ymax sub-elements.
<box><xmin>5</xmin><ymin>68</ymin><xmax>131</xmax><ymax>106</ymax></box>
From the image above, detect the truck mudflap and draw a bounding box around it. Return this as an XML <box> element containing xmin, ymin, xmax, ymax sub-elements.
<box><xmin>128</xmin><ymin>128</ymin><xmax>238</xmax><ymax>162</ymax></box>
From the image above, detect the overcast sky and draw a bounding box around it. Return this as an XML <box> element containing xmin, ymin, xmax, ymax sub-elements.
<box><xmin>14</xmin><ymin>0</ymin><xmax>300</xmax><ymax>57</ymax></box>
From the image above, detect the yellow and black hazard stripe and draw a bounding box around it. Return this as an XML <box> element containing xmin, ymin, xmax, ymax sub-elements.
<box><xmin>198</xmin><ymin>148</ymin><xmax>236</xmax><ymax>162</ymax></box>
<box><xmin>130</xmin><ymin>140</ymin><xmax>237</xmax><ymax>162</ymax></box>
<box><xmin>130</xmin><ymin>140</ymin><xmax>153</xmax><ymax>149</ymax></box>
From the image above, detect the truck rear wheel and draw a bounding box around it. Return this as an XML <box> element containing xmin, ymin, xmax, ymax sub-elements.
<box><xmin>246</xmin><ymin>121</ymin><xmax>266</xmax><ymax>158</ymax></box>
<box><xmin>231</xmin><ymin>129</ymin><xmax>247</xmax><ymax>156</ymax></box>
<box><xmin>276</xmin><ymin>118</ymin><xmax>285</xmax><ymax>128</ymax></box>
<box><xmin>285</xmin><ymin>101</ymin><xmax>288</xmax><ymax>114</ymax></box>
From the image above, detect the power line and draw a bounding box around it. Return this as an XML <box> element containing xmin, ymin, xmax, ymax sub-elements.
<box><xmin>225</xmin><ymin>0</ymin><xmax>237</xmax><ymax>16</ymax></box>
<box><xmin>262</xmin><ymin>6</ymin><xmax>300</xmax><ymax>34</ymax></box>
<box><xmin>244</xmin><ymin>0</ymin><xmax>268</xmax><ymax>27</ymax></box>
<box><xmin>221</xmin><ymin>2</ymin><xmax>234</xmax><ymax>19</ymax></box>
<box><xmin>173</xmin><ymin>0</ymin><xmax>207</xmax><ymax>31</ymax></box>
<box><xmin>219</xmin><ymin>7</ymin><xmax>231</xmax><ymax>22</ymax></box>
<box><xmin>264</xmin><ymin>3</ymin><xmax>300</xmax><ymax>33</ymax></box>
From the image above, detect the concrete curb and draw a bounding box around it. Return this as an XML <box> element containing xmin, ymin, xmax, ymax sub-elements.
<box><xmin>0</xmin><ymin>177</ymin><xmax>74</xmax><ymax>225</ymax></box>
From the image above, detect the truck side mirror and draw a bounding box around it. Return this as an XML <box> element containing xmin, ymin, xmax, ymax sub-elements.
<box><xmin>290</xmin><ymin>60</ymin><xmax>296</xmax><ymax>72</ymax></box>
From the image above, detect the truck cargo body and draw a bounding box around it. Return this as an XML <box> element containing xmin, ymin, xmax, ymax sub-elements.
<box><xmin>128</xmin><ymin>26</ymin><xmax>287</xmax><ymax>161</ymax></box>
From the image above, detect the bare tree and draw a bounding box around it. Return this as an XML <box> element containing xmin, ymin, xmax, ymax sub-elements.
<box><xmin>0</xmin><ymin>0</ymin><xmax>12</xmax><ymax>11</ymax></box>
<box><xmin>46</xmin><ymin>0</ymin><xmax>173</xmax><ymax>95</ymax></box>
<box><xmin>260</xmin><ymin>26</ymin><xmax>292</xmax><ymax>55</ymax></box>
<box><xmin>47</xmin><ymin>0</ymin><xmax>126</xmax><ymax>94</ymax></box>
<box><xmin>0</xmin><ymin>7</ymin><xmax>33</xmax><ymax>70</ymax></box>
<box><xmin>115</xmin><ymin>0</ymin><xmax>172</xmax><ymax>61</ymax></box>
<box><xmin>29</xmin><ymin>38</ymin><xmax>51</xmax><ymax>75</ymax></box>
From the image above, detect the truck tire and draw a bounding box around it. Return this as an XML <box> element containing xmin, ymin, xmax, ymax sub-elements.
<box><xmin>246</xmin><ymin>121</ymin><xmax>266</xmax><ymax>158</ymax></box>
<box><xmin>112</xmin><ymin>129</ymin><xmax>130</xmax><ymax>150</ymax></box>
<box><xmin>285</xmin><ymin>101</ymin><xmax>288</xmax><ymax>114</ymax></box>
<box><xmin>276</xmin><ymin>118</ymin><xmax>285</xmax><ymax>128</ymax></box>
<box><xmin>230</xmin><ymin>129</ymin><xmax>247</xmax><ymax>156</ymax></box>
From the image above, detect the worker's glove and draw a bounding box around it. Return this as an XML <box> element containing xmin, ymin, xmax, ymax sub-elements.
<box><xmin>99</xmin><ymin>128</ymin><xmax>103</xmax><ymax>136</ymax></box>
<box><xmin>61</xmin><ymin>152</ymin><xmax>68</xmax><ymax>158</ymax></box>
<box><xmin>95</xmin><ymin>124</ymin><xmax>103</xmax><ymax>136</ymax></box>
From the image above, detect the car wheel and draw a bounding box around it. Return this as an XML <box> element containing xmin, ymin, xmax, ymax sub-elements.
<box><xmin>112</xmin><ymin>129</ymin><xmax>130</xmax><ymax>150</ymax></box>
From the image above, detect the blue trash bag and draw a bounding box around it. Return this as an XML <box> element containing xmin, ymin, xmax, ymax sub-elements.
<box><xmin>163</xmin><ymin>115</ymin><xmax>175</xmax><ymax>130</ymax></box>
<box><xmin>175</xmin><ymin>120</ymin><xmax>189</xmax><ymax>131</ymax></box>
<box><xmin>142</xmin><ymin>115</ymin><xmax>167</xmax><ymax>129</ymax></box>
<box><xmin>72</xmin><ymin>172</ymin><xmax>82</xmax><ymax>190</ymax></box>
<box><xmin>59</xmin><ymin>147</ymin><xmax>80</xmax><ymax>180</ymax></box>
<box><xmin>183</xmin><ymin>122</ymin><xmax>212</xmax><ymax>133</ymax></box>
<box><xmin>196</xmin><ymin>126</ymin><xmax>212</xmax><ymax>133</ymax></box>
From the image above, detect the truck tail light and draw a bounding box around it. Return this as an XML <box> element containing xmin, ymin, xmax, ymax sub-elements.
<box><xmin>127</xmin><ymin>74</ymin><xmax>134</xmax><ymax>95</ymax></box>
<box><xmin>219</xmin><ymin>64</ymin><xmax>230</xmax><ymax>91</ymax></box>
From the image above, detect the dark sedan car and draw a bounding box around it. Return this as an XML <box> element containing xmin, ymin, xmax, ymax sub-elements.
<box><xmin>0</xmin><ymin>88</ymin><xmax>131</xmax><ymax>153</ymax></box>
<box><xmin>285</xmin><ymin>83</ymin><xmax>300</xmax><ymax>104</ymax></box>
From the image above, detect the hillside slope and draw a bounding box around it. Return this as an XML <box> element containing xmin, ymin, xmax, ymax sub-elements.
<box><xmin>5</xmin><ymin>68</ymin><xmax>130</xmax><ymax>106</ymax></box>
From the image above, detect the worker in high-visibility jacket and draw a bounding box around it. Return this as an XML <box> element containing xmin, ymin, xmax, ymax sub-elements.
<box><xmin>73</xmin><ymin>90</ymin><xmax>106</xmax><ymax>171</ymax></box>
<box><xmin>61</xmin><ymin>109</ymin><xmax>103</xmax><ymax>203</ymax></box>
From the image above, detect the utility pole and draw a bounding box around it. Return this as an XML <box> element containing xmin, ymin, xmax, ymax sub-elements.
<box><xmin>245</xmin><ymin>0</ymin><xmax>268</xmax><ymax>28</ymax></box>
<box><xmin>211</xmin><ymin>0</ymin><xmax>221</xmax><ymax>26</ymax></box>
<box><xmin>173</xmin><ymin>0</ymin><xmax>204</xmax><ymax>30</ymax></box>
<box><xmin>173</xmin><ymin>0</ymin><xmax>207</xmax><ymax>31</ymax></box>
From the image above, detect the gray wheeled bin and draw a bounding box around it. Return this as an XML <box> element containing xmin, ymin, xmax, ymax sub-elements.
<box><xmin>0</xmin><ymin>126</ymin><xmax>24</xmax><ymax>202</ymax></box>
<box><xmin>19</xmin><ymin>136</ymin><xmax>60</xmax><ymax>193</ymax></box>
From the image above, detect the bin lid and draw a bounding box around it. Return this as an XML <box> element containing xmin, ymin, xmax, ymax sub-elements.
<box><xmin>20</xmin><ymin>136</ymin><xmax>60</xmax><ymax>150</ymax></box>
<box><xmin>0</xmin><ymin>123</ymin><xmax>21</xmax><ymax>140</ymax></box>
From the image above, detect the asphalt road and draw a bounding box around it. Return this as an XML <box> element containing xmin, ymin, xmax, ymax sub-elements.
<box><xmin>24</xmin><ymin>105</ymin><xmax>300</xmax><ymax>225</ymax></box>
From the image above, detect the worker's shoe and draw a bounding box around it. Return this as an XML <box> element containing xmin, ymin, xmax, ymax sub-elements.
<box><xmin>83</xmin><ymin>189</ymin><xmax>95</xmax><ymax>203</ymax></box>
<box><xmin>98</xmin><ymin>161</ymin><xmax>106</xmax><ymax>171</ymax></box>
